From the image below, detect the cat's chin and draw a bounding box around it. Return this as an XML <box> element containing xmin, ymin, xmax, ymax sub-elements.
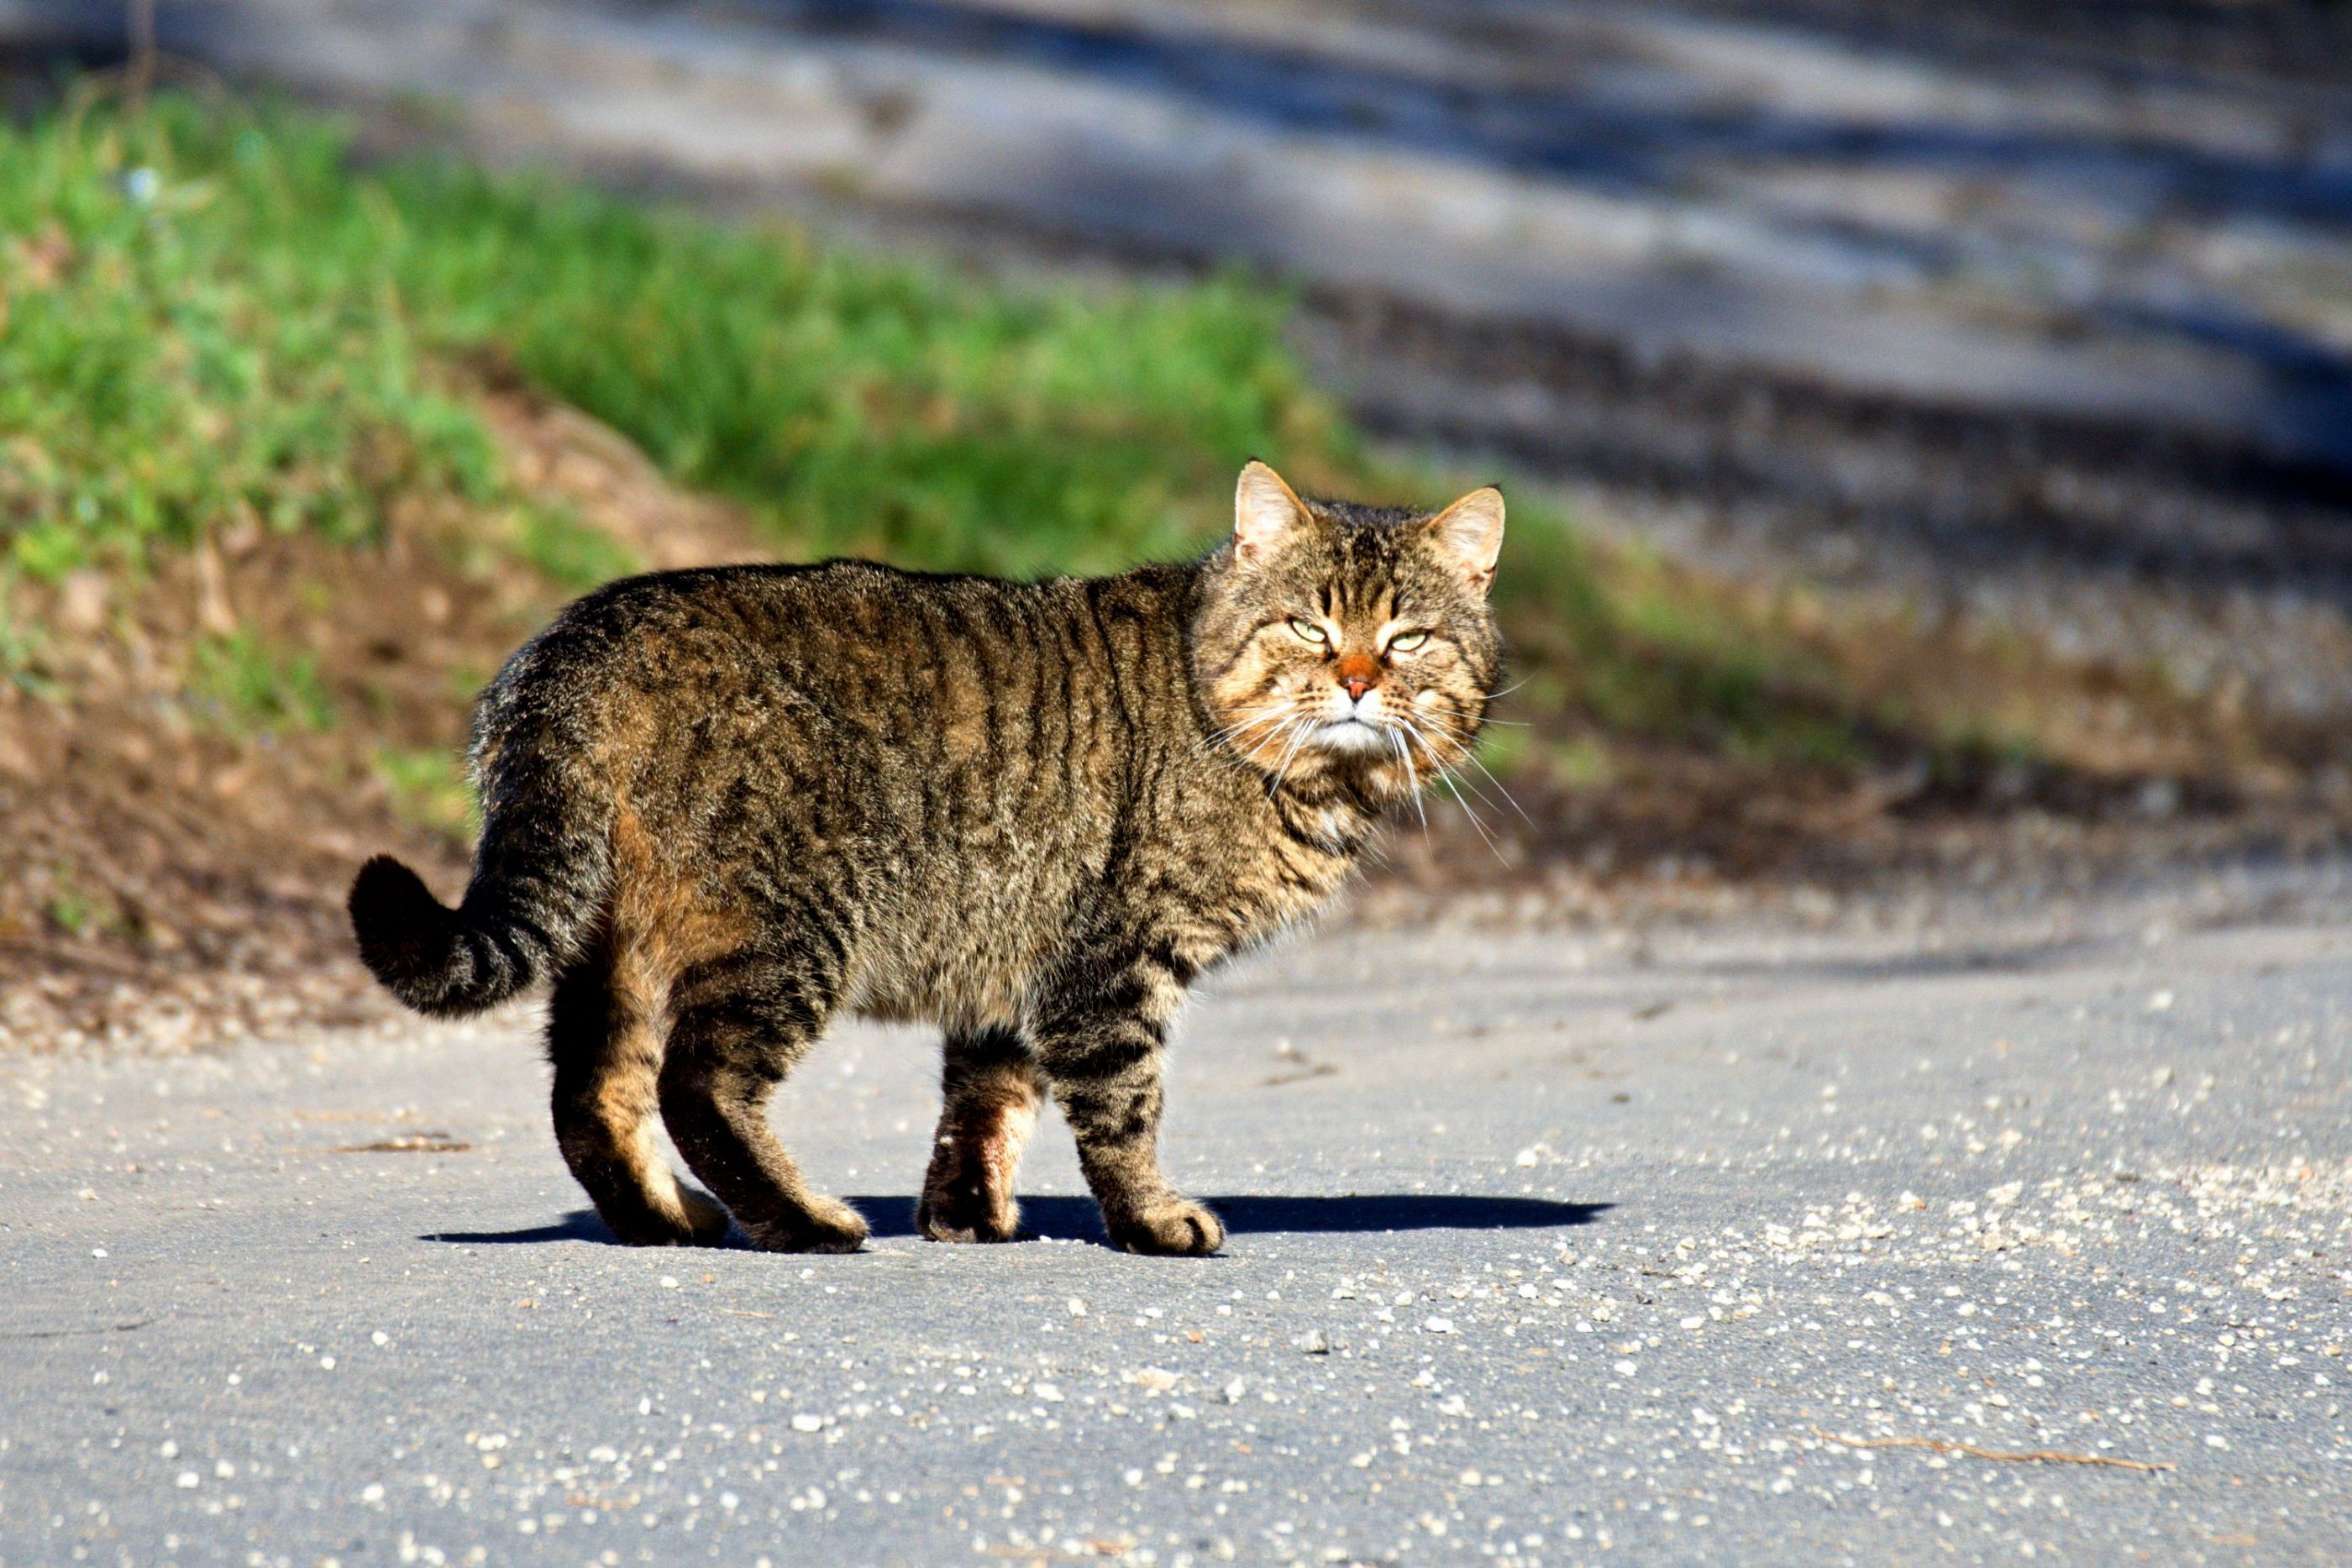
<box><xmin>1308</xmin><ymin>717</ymin><xmax>1399</xmax><ymax>757</ymax></box>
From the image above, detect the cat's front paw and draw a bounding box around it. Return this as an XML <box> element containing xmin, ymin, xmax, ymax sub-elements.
<box><xmin>918</xmin><ymin>1136</ymin><xmax>1024</xmax><ymax>1243</ymax></box>
<box><xmin>744</xmin><ymin>1195</ymin><xmax>870</xmax><ymax>1254</ymax></box>
<box><xmin>916</xmin><ymin>1183</ymin><xmax>1022</xmax><ymax>1243</ymax></box>
<box><xmin>1104</xmin><ymin>1196</ymin><xmax>1226</xmax><ymax>1256</ymax></box>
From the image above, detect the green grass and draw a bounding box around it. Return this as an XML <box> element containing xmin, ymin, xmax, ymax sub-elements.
<box><xmin>42</xmin><ymin>873</ymin><xmax>96</xmax><ymax>938</ymax></box>
<box><xmin>382</xmin><ymin>176</ymin><xmax>1338</xmax><ymax>576</ymax></box>
<box><xmin>510</xmin><ymin>503</ymin><xmax>643</xmax><ymax>592</ymax></box>
<box><xmin>372</xmin><ymin>743</ymin><xmax>481</xmax><ymax>843</ymax></box>
<box><xmin>183</xmin><ymin>627</ymin><xmax>335</xmax><ymax>733</ymax></box>
<box><xmin>36</xmin><ymin>860</ymin><xmax>132</xmax><ymax>941</ymax></box>
<box><xmin>0</xmin><ymin>87</ymin><xmax>1888</xmax><ymax>772</ymax></box>
<box><xmin>0</xmin><ymin>104</ymin><xmax>501</xmax><ymax>583</ymax></box>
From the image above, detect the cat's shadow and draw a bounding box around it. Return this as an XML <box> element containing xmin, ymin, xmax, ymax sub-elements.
<box><xmin>425</xmin><ymin>1193</ymin><xmax>1608</xmax><ymax>1248</ymax></box>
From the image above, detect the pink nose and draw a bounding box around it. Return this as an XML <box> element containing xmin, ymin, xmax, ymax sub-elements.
<box><xmin>1342</xmin><ymin>675</ymin><xmax>1373</xmax><ymax>701</ymax></box>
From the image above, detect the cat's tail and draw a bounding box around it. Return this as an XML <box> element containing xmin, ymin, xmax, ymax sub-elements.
<box><xmin>348</xmin><ymin>748</ymin><xmax>609</xmax><ymax>1018</ymax></box>
<box><xmin>348</xmin><ymin>856</ymin><xmax>538</xmax><ymax>1017</ymax></box>
<box><xmin>350</xmin><ymin>583</ymin><xmax>638</xmax><ymax>1016</ymax></box>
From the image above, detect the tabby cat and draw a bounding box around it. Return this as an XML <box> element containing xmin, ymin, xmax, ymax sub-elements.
<box><xmin>349</xmin><ymin>462</ymin><xmax>1504</xmax><ymax>1255</ymax></box>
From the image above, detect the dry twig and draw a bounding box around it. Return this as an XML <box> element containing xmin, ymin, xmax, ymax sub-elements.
<box><xmin>331</xmin><ymin>1135</ymin><xmax>471</xmax><ymax>1154</ymax></box>
<box><xmin>1811</xmin><ymin>1427</ymin><xmax>2174</xmax><ymax>1472</ymax></box>
<box><xmin>126</xmin><ymin>1</ymin><xmax>158</xmax><ymax>119</ymax></box>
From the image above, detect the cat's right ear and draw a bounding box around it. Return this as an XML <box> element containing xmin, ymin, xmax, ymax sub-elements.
<box><xmin>1234</xmin><ymin>460</ymin><xmax>1310</xmax><ymax>564</ymax></box>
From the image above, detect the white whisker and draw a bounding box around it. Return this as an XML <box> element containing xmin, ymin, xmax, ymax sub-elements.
<box><xmin>1462</xmin><ymin>751</ymin><xmax>1538</xmax><ymax>831</ymax></box>
<box><xmin>1389</xmin><ymin>725</ymin><xmax>1430</xmax><ymax>840</ymax></box>
<box><xmin>1405</xmin><ymin>705</ymin><xmax>1540</xmax><ymax>831</ymax></box>
<box><xmin>1390</xmin><ymin>714</ymin><xmax>1507</xmax><ymax>864</ymax></box>
<box><xmin>1266</xmin><ymin>716</ymin><xmax>1314</xmax><ymax>797</ymax></box>
<box><xmin>1191</xmin><ymin>702</ymin><xmax>1294</xmax><ymax>762</ymax></box>
<box><xmin>1434</xmin><ymin>768</ymin><xmax>1509</xmax><ymax>864</ymax></box>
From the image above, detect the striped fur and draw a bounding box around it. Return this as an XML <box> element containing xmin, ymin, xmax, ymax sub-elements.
<box><xmin>349</xmin><ymin>464</ymin><xmax>1503</xmax><ymax>1254</ymax></box>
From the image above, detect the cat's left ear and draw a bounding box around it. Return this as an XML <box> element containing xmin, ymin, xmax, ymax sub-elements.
<box><xmin>1426</xmin><ymin>485</ymin><xmax>1505</xmax><ymax>592</ymax></box>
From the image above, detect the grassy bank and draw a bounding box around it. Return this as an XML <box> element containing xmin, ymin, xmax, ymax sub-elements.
<box><xmin>2</xmin><ymin>92</ymin><xmax>1339</xmax><ymax>585</ymax></box>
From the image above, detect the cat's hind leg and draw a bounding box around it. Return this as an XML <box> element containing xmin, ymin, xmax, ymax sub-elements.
<box><xmin>547</xmin><ymin>956</ymin><xmax>731</xmax><ymax>1246</ymax></box>
<box><xmin>658</xmin><ymin>945</ymin><xmax>869</xmax><ymax>1253</ymax></box>
<box><xmin>917</xmin><ymin>1025</ymin><xmax>1043</xmax><ymax>1243</ymax></box>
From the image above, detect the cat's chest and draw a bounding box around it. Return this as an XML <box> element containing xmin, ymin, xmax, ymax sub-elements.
<box><xmin>1159</xmin><ymin>800</ymin><xmax>1360</xmax><ymax>962</ymax></box>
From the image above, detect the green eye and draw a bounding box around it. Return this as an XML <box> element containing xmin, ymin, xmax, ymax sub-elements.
<box><xmin>1287</xmin><ymin>616</ymin><xmax>1327</xmax><ymax>644</ymax></box>
<box><xmin>1387</xmin><ymin>630</ymin><xmax>1431</xmax><ymax>653</ymax></box>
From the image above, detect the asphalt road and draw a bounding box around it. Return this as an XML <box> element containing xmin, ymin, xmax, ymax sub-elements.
<box><xmin>3</xmin><ymin>873</ymin><xmax>2348</xmax><ymax>1566</ymax></box>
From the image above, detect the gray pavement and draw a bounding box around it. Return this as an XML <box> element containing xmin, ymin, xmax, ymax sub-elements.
<box><xmin>3</xmin><ymin>878</ymin><xmax>2348</xmax><ymax>1565</ymax></box>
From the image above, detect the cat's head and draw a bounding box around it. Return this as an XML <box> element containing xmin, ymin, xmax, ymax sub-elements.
<box><xmin>1192</xmin><ymin>460</ymin><xmax>1504</xmax><ymax>801</ymax></box>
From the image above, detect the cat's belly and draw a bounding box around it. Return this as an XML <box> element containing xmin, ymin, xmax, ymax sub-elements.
<box><xmin>835</xmin><ymin>864</ymin><xmax>1331</xmax><ymax>1035</ymax></box>
<box><xmin>837</xmin><ymin>876</ymin><xmax>1065</xmax><ymax>1033</ymax></box>
<box><xmin>848</xmin><ymin>973</ymin><xmax>1024</xmax><ymax>1032</ymax></box>
<box><xmin>843</xmin><ymin>942</ymin><xmax>1034</xmax><ymax>1033</ymax></box>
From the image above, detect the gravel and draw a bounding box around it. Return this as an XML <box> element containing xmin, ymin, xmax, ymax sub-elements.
<box><xmin>1</xmin><ymin>863</ymin><xmax>2347</xmax><ymax>1564</ymax></box>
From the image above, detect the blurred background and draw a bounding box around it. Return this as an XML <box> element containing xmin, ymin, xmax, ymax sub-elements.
<box><xmin>2</xmin><ymin>0</ymin><xmax>2349</xmax><ymax>1049</ymax></box>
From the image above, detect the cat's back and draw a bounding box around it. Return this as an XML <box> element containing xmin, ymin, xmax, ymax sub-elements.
<box><xmin>475</xmin><ymin>557</ymin><xmax>1206</xmax><ymax>842</ymax></box>
<box><xmin>503</xmin><ymin>558</ymin><xmax>1039</xmax><ymax>683</ymax></box>
<box><xmin>485</xmin><ymin>558</ymin><xmax>1145</xmax><ymax>721</ymax></box>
